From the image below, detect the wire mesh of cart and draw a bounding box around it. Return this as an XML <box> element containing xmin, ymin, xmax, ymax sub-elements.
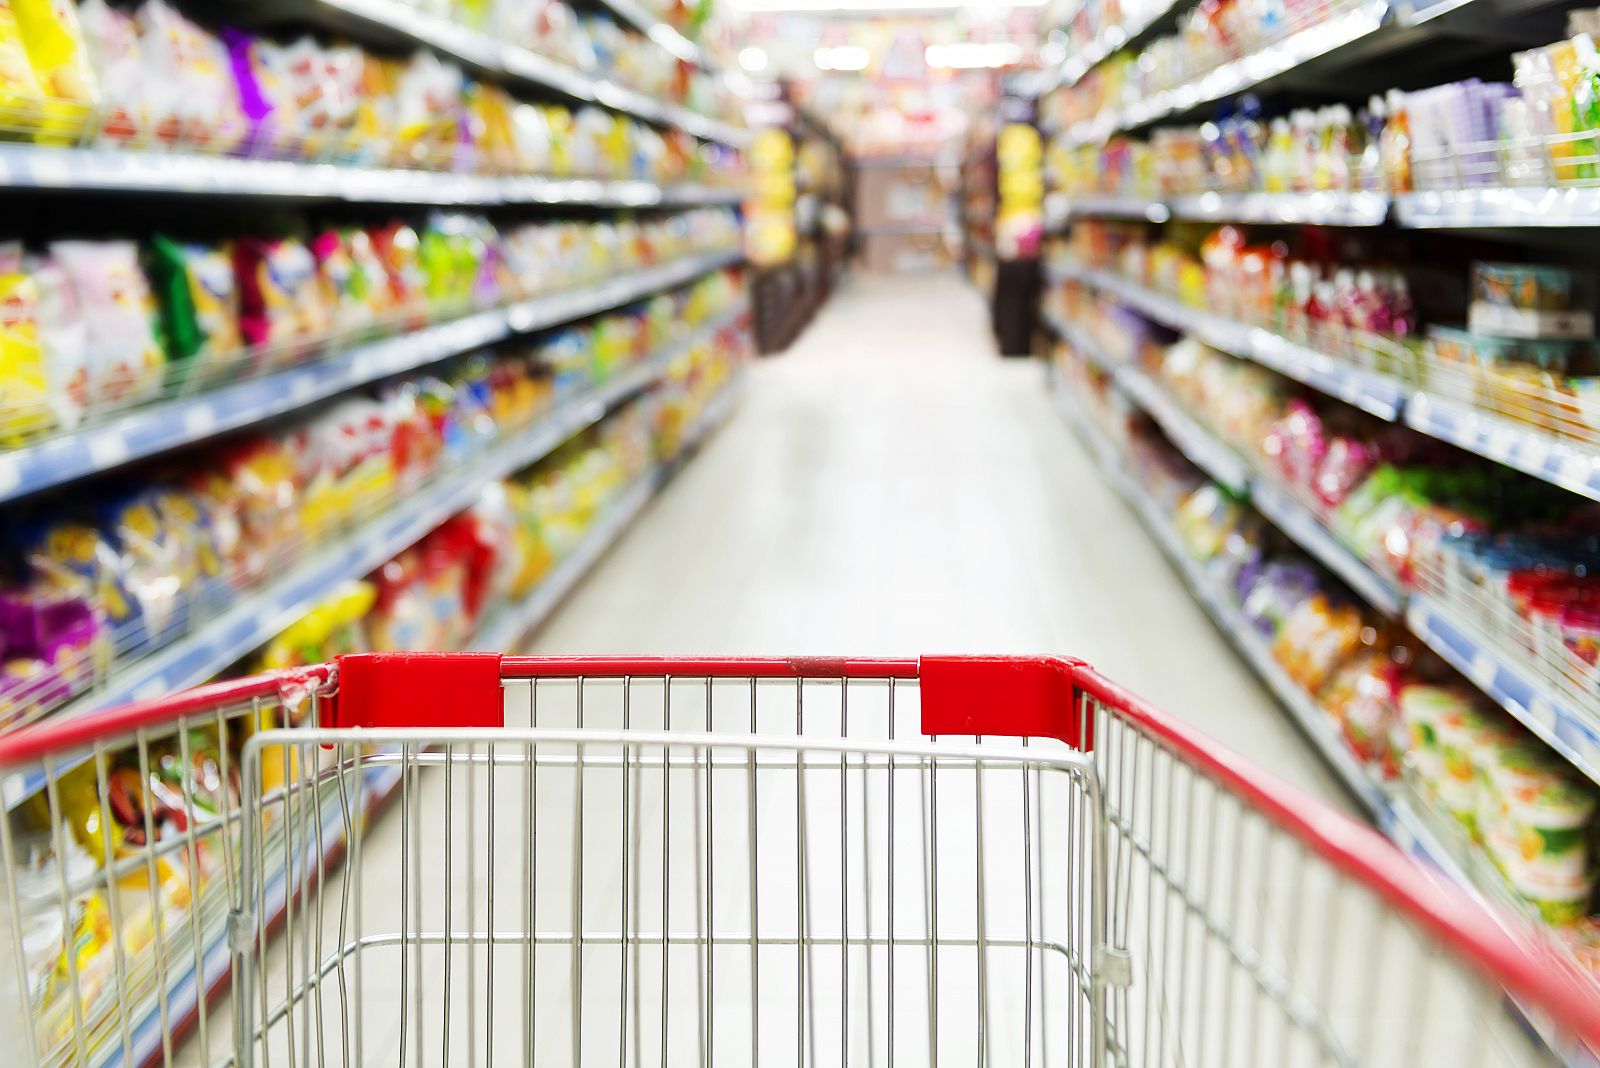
<box><xmin>2</xmin><ymin>654</ymin><xmax>1599</xmax><ymax>1068</ymax></box>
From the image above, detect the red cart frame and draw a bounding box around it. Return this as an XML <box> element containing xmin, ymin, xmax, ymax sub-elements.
<box><xmin>1</xmin><ymin>654</ymin><xmax>1597</xmax><ymax>1068</ymax></box>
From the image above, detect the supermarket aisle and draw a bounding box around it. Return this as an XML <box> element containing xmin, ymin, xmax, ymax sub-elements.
<box><xmin>195</xmin><ymin>273</ymin><xmax>1364</xmax><ymax>1068</ymax></box>
<box><xmin>537</xmin><ymin>270</ymin><xmax>1344</xmax><ymax>797</ymax></box>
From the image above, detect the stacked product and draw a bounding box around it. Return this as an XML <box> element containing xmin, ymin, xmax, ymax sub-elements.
<box><xmin>0</xmin><ymin>207</ymin><xmax>741</xmax><ymax>442</ymax></box>
<box><xmin>0</xmin><ymin>0</ymin><xmax>745</xmax><ymax>148</ymax></box>
<box><xmin>1423</xmin><ymin>261</ymin><xmax>1600</xmax><ymax>442</ymax></box>
<box><xmin>7</xmin><ymin>339</ymin><xmax>751</xmax><ymax>1051</ymax></box>
<box><xmin>0</xmin><ymin>267</ymin><xmax>744</xmax><ymax>729</ymax></box>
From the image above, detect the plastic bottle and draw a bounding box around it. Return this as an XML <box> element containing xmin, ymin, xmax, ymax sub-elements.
<box><xmin>1380</xmin><ymin>89</ymin><xmax>1412</xmax><ymax>193</ymax></box>
<box><xmin>1263</xmin><ymin>116</ymin><xmax>1293</xmax><ymax>192</ymax></box>
<box><xmin>1320</xmin><ymin>104</ymin><xmax>1354</xmax><ymax>191</ymax></box>
<box><xmin>1290</xmin><ymin>109</ymin><xmax>1316</xmax><ymax>192</ymax></box>
<box><xmin>1571</xmin><ymin>34</ymin><xmax>1600</xmax><ymax>182</ymax></box>
<box><xmin>1360</xmin><ymin>96</ymin><xmax>1386</xmax><ymax>191</ymax></box>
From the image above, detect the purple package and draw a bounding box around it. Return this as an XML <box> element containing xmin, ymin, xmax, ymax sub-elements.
<box><xmin>1240</xmin><ymin>559</ymin><xmax>1321</xmax><ymax>636</ymax></box>
<box><xmin>0</xmin><ymin>588</ymin><xmax>94</xmax><ymax>652</ymax></box>
<box><xmin>224</xmin><ymin>29</ymin><xmax>290</xmax><ymax>159</ymax></box>
<box><xmin>1464</xmin><ymin>82</ymin><xmax>1518</xmax><ymax>187</ymax></box>
<box><xmin>0</xmin><ymin>588</ymin><xmax>104</xmax><ymax>715</ymax></box>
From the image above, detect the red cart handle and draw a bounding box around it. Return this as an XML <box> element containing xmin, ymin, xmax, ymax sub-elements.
<box><xmin>1</xmin><ymin>651</ymin><xmax>1597</xmax><ymax>1054</ymax></box>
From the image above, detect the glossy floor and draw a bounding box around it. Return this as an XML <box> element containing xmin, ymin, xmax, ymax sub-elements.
<box><xmin>534</xmin><ymin>269</ymin><xmax>1343</xmax><ymax>798</ymax></box>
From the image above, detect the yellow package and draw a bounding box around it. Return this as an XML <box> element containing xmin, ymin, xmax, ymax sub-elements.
<box><xmin>468</xmin><ymin>83</ymin><xmax>517</xmax><ymax>173</ymax></box>
<box><xmin>0</xmin><ymin>250</ymin><xmax>52</xmax><ymax>443</ymax></box>
<box><xmin>0</xmin><ymin>0</ymin><xmax>46</xmax><ymax>133</ymax></box>
<box><xmin>1549</xmin><ymin>39</ymin><xmax>1584</xmax><ymax>183</ymax></box>
<box><xmin>12</xmin><ymin>0</ymin><xmax>97</xmax><ymax>142</ymax></box>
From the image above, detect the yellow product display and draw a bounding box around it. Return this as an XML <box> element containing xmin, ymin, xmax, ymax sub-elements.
<box><xmin>0</xmin><ymin>256</ymin><xmax>51</xmax><ymax>444</ymax></box>
<box><xmin>258</xmin><ymin>579</ymin><xmax>376</xmax><ymax>672</ymax></box>
<box><xmin>0</xmin><ymin>0</ymin><xmax>45</xmax><ymax>116</ymax></box>
<box><xmin>468</xmin><ymin>82</ymin><xmax>517</xmax><ymax>172</ymax></box>
<box><xmin>12</xmin><ymin>0</ymin><xmax>97</xmax><ymax>140</ymax></box>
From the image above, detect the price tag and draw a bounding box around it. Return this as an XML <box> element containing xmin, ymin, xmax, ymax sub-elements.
<box><xmin>183</xmin><ymin>404</ymin><xmax>218</xmax><ymax>437</ymax></box>
<box><xmin>88</xmin><ymin>431</ymin><xmax>130</xmax><ymax>469</ymax></box>
<box><xmin>1468</xmin><ymin>650</ymin><xmax>1499</xmax><ymax>692</ymax></box>
<box><xmin>0</xmin><ymin>452</ymin><xmax>21</xmax><ymax>497</ymax></box>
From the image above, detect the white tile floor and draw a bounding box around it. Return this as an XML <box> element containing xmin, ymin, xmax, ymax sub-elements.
<box><xmin>533</xmin><ymin>270</ymin><xmax>1344</xmax><ymax>803</ymax></box>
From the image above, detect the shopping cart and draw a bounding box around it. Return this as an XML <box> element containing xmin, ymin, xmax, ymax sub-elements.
<box><xmin>2</xmin><ymin>653</ymin><xmax>1599</xmax><ymax>1068</ymax></box>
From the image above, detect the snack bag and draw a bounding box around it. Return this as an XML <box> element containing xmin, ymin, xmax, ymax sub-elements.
<box><xmin>76</xmin><ymin>0</ymin><xmax>146</xmax><ymax>145</ymax></box>
<box><xmin>391</xmin><ymin>50</ymin><xmax>461</xmax><ymax>166</ymax></box>
<box><xmin>223</xmin><ymin>29</ymin><xmax>299</xmax><ymax>158</ymax></box>
<box><xmin>344</xmin><ymin>227</ymin><xmax>394</xmax><ymax>322</ymax></box>
<box><xmin>30</xmin><ymin>253</ymin><xmax>91</xmax><ymax>430</ymax></box>
<box><xmin>135</xmin><ymin>0</ymin><xmax>245</xmax><ymax>153</ymax></box>
<box><xmin>310</xmin><ymin>229</ymin><xmax>375</xmax><ymax>336</ymax></box>
<box><xmin>370</xmin><ymin>222</ymin><xmax>428</xmax><ymax>324</ymax></box>
<box><xmin>154</xmin><ymin>487</ymin><xmax>225</xmax><ymax>591</ymax></box>
<box><xmin>147</xmin><ymin>236</ymin><xmax>241</xmax><ymax>389</ymax></box>
<box><xmin>49</xmin><ymin>240</ymin><xmax>165</xmax><ymax>408</ymax></box>
<box><xmin>345</xmin><ymin>52</ymin><xmax>397</xmax><ymax>165</ymax></box>
<box><xmin>24</xmin><ymin>517</ymin><xmax>139</xmax><ymax>636</ymax></box>
<box><xmin>0</xmin><ymin>0</ymin><xmax>48</xmax><ymax>133</ymax></box>
<box><xmin>283</xmin><ymin>36</ymin><xmax>357</xmax><ymax>160</ymax></box>
<box><xmin>99</xmin><ymin>491</ymin><xmax>190</xmax><ymax>644</ymax></box>
<box><xmin>12</xmin><ymin>0</ymin><xmax>98</xmax><ymax>141</ymax></box>
<box><xmin>234</xmin><ymin>235</ymin><xmax>329</xmax><ymax>353</ymax></box>
<box><xmin>0</xmin><ymin>244</ymin><xmax>52</xmax><ymax>443</ymax></box>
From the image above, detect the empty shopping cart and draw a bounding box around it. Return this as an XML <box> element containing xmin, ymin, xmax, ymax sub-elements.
<box><xmin>1</xmin><ymin>653</ymin><xmax>1597</xmax><ymax>1068</ymax></box>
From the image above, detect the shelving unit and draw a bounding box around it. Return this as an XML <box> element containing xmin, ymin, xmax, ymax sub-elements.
<box><xmin>0</xmin><ymin>143</ymin><xmax>744</xmax><ymax>205</ymax></box>
<box><xmin>238</xmin><ymin>0</ymin><xmax>749</xmax><ymax>147</ymax></box>
<box><xmin>1045</xmin><ymin>308</ymin><xmax>1406</xmax><ymax>615</ymax></box>
<box><xmin>96</xmin><ymin>362</ymin><xmax>745</xmax><ymax>1068</ymax></box>
<box><xmin>1049</xmin><ymin>365</ymin><xmax>1594</xmax><ymax>1062</ymax></box>
<box><xmin>0</xmin><ymin>250</ymin><xmax>741</xmax><ymax>503</ymax></box>
<box><xmin>1044</xmin><ymin>291</ymin><xmax>1600</xmax><ymax>777</ymax></box>
<box><xmin>0</xmin><ymin>298</ymin><xmax>747</xmax><ymax>810</ymax></box>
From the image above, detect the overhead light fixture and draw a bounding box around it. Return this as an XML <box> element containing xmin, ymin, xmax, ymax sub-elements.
<box><xmin>814</xmin><ymin>45</ymin><xmax>870</xmax><ymax>70</ymax></box>
<box><xmin>739</xmin><ymin>46</ymin><xmax>770</xmax><ymax>71</ymax></box>
<box><xmin>734</xmin><ymin>0</ymin><xmax>1044</xmax><ymax>11</ymax></box>
<box><xmin>924</xmin><ymin>42</ymin><xmax>1023</xmax><ymax>68</ymax></box>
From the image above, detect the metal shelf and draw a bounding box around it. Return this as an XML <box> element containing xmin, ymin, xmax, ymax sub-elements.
<box><xmin>1051</xmin><ymin>368</ymin><xmax>1597</xmax><ymax>1067</ymax></box>
<box><xmin>1050</xmin><ymin>369</ymin><xmax>1393</xmax><ymax>817</ymax></box>
<box><xmin>240</xmin><ymin>0</ymin><xmax>748</xmax><ymax>147</ymax></box>
<box><xmin>1397</xmin><ymin>187</ymin><xmax>1600</xmax><ymax>228</ymax></box>
<box><xmin>1406</xmin><ymin>593</ymin><xmax>1600</xmax><ymax>790</ymax></box>
<box><xmin>1060</xmin><ymin>0</ymin><xmax>1391</xmax><ymax>146</ymax></box>
<box><xmin>1166</xmin><ymin>190</ymin><xmax>1390</xmax><ymax>225</ymax></box>
<box><xmin>1052</xmin><ymin>262</ymin><xmax>1600</xmax><ymax>501</ymax></box>
<box><xmin>1249</xmin><ymin>479</ymin><xmax>1404</xmax><ymax>617</ymax></box>
<box><xmin>1405</xmin><ymin>393</ymin><xmax>1600</xmax><ymax>504</ymax></box>
<box><xmin>1115</xmin><ymin>366</ymin><xmax>1255</xmax><ymax>494</ymax></box>
<box><xmin>92</xmin><ymin>371</ymin><xmax>744</xmax><ymax>1064</ymax></box>
<box><xmin>0</xmin><ymin>143</ymin><xmax>746</xmax><ymax>204</ymax></box>
<box><xmin>1051</xmin><ymin>261</ymin><xmax>1410</xmax><ymax>419</ymax></box>
<box><xmin>0</xmin><ymin>250</ymin><xmax>743</xmax><ymax>504</ymax></box>
<box><xmin>1048</xmin><ymin>312</ymin><xmax>1407</xmax><ymax>617</ymax></box>
<box><xmin>0</xmin><ymin>301</ymin><xmax>747</xmax><ymax>810</ymax></box>
<box><xmin>1059</xmin><ymin>190</ymin><xmax>1389</xmax><ymax>227</ymax></box>
<box><xmin>472</xmin><ymin>371</ymin><xmax>742</xmax><ymax>652</ymax></box>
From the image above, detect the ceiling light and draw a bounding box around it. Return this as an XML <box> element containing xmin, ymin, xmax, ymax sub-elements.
<box><xmin>924</xmin><ymin>42</ymin><xmax>1023</xmax><ymax>68</ymax></box>
<box><xmin>739</xmin><ymin>46</ymin><xmax>770</xmax><ymax>71</ymax></box>
<box><xmin>814</xmin><ymin>45</ymin><xmax>870</xmax><ymax>70</ymax></box>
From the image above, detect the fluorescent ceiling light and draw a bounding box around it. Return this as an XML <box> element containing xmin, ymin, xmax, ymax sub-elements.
<box><xmin>925</xmin><ymin>42</ymin><xmax>1023</xmax><ymax>68</ymax></box>
<box><xmin>814</xmin><ymin>45</ymin><xmax>870</xmax><ymax>70</ymax></box>
<box><xmin>734</xmin><ymin>0</ymin><xmax>1044</xmax><ymax>11</ymax></box>
<box><xmin>739</xmin><ymin>46</ymin><xmax>770</xmax><ymax>71</ymax></box>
